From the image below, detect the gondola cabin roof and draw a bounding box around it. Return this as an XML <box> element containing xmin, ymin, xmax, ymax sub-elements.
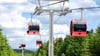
<box><xmin>71</xmin><ymin>20</ymin><xmax>86</xmax><ymax>24</ymax></box>
<box><xmin>28</xmin><ymin>22</ymin><xmax>39</xmax><ymax>26</ymax></box>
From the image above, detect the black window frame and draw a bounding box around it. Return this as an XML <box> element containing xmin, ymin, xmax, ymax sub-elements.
<box><xmin>29</xmin><ymin>25</ymin><xmax>39</xmax><ymax>31</ymax></box>
<box><xmin>21</xmin><ymin>44</ymin><xmax>25</xmax><ymax>47</ymax></box>
<box><xmin>74</xmin><ymin>24</ymin><xmax>86</xmax><ymax>31</ymax></box>
<box><xmin>37</xmin><ymin>41</ymin><xmax>42</xmax><ymax>44</ymax></box>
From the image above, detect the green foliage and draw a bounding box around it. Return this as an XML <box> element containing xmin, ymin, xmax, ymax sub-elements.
<box><xmin>32</xmin><ymin>25</ymin><xmax>100</xmax><ymax>56</ymax></box>
<box><xmin>0</xmin><ymin>28</ymin><xmax>18</xmax><ymax>56</ymax></box>
<box><xmin>89</xmin><ymin>26</ymin><xmax>100</xmax><ymax>56</ymax></box>
<box><xmin>61</xmin><ymin>53</ymin><xmax>65</xmax><ymax>56</ymax></box>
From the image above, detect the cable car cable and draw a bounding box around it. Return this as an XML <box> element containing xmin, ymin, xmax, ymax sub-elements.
<box><xmin>70</xmin><ymin>7</ymin><xmax>100</xmax><ymax>10</ymax></box>
<box><xmin>62</xmin><ymin>1</ymin><xmax>65</xmax><ymax>12</ymax></box>
<box><xmin>30</xmin><ymin>13</ymin><xmax>33</xmax><ymax>23</ymax></box>
<box><xmin>81</xmin><ymin>8</ymin><xmax>84</xmax><ymax>20</ymax></box>
<box><xmin>38</xmin><ymin>0</ymin><xmax>41</xmax><ymax>8</ymax></box>
<box><xmin>37</xmin><ymin>0</ymin><xmax>67</xmax><ymax>8</ymax></box>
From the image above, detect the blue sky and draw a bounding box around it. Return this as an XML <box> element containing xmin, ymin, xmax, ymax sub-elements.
<box><xmin>0</xmin><ymin>0</ymin><xmax>100</xmax><ymax>50</ymax></box>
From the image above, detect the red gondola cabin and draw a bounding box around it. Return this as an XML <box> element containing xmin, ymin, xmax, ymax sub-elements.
<box><xmin>36</xmin><ymin>40</ymin><xmax>43</xmax><ymax>46</ymax></box>
<box><xmin>70</xmin><ymin>20</ymin><xmax>87</xmax><ymax>37</ymax></box>
<box><xmin>19</xmin><ymin>44</ymin><xmax>26</xmax><ymax>48</ymax></box>
<box><xmin>27</xmin><ymin>22</ymin><xmax>40</xmax><ymax>35</ymax></box>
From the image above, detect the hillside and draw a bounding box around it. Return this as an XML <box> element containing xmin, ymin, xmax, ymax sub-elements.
<box><xmin>14</xmin><ymin>49</ymin><xmax>33</xmax><ymax>53</ymax></box>
<box><xmin>14</xmin><ymin>49</ymin><xmax>33</xmax><ymax>56</ymax></box>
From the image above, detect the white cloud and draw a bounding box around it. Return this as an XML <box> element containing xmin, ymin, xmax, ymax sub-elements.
<box><xmin>0</xmin><ymin>2</ymin><xmax>36</xmax><ymax>13</ymax></box>
<box><xmin>53</xmin><ymin>24</ymin><xmax>69</xmax><ymax>34</ymax></box>
<box><xmin>48</xmin><ymin>1</ymin><xmax>69</xmax><ymax>9</ymax></box>
<box><xmin>8</xmin><ymin>38</ymin><xmax>15</xmax><ymax>42</ymax></box>
<box><xmin>83</xmin><ymin>0</ymin><xmax>92</xmax><ymax>3</ymax></box>
<box><xmin>84</xmin><ymin>10</ymin><xmax>100</xmax><ymax>16</ymax></box>
<box><xmin>40</xmin><ymin>29</ymin><xmax>49</xmax><ymax>35</ymax></box>
<box><xmin>0</xmin><ymin>0</ymin><xmax>27</xmax><ymax>3</ymax></box>
<box><xmin>39</xmin><ymin>24</ymin><xmax>69</xmax><ymax>38</ymax></box>
<box><xmin>69</xmin><ymin>0</ymin><xmax>97</xmax><ymax>9</ymax></box>
<box><xmin>53</xmin><ymin>24</ymin><xmax>70</xmax><ymax>39</ymax></box>
<box><xmin>0</xmin><ymin>3</ymin><xmax>36</xmax><ymax>28</ymax></box>
<box><xmin>54</xmin><ymin>34</ymin><xmax>66</xmax><ymax>39</ymax></box>
<box><xmin>16</xmin><ymin>3</ymin><xmax>36</xmax><ymax>12</ymax></box>
<box><xmin>82</xmin><ymin>0</ymin><xmax>98</xmax><ymax>7</ymax></box>
<box><xmin>4</xmin><ymin>29</ymin><xmax>26</xmax><ymax>37</ymax></box>
<box><xmin>0</xmin><ymin>5</ymin><xmax>8</xmax><ymax>13</ymax></box>
<box><xmin>27</xmin><ymin>18</ymin><xmax>41</xmax><ymax>23</ymax></box>
<box><xmin>0</xmin><ymin>12</ymin><xmax>27</xmax><ymax>28</ymax></box>
<box><xmin>13</xmin><ymin>30</ymin><xmax>26</xmax><ymax>36</ymax></box>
